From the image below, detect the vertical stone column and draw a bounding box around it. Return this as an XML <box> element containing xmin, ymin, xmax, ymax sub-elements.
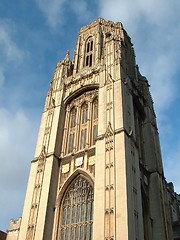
<box><xmin>105</xmin><ymin>125</ymin><xmax>115</xmax><ymax>239</ymax></box>
<box><xmin>79</xmin><ymin>41</ymin><xmax>85</xmax><ymax>70</ymax></box>
<box><xmin>73</xmin><ymin>38</ymin><xmax>80</xmax><ymax>74</ymax></box>
<box><xmin>104</xmin><ymin>74</ymin><xmax>116</xmax><ymax>240</ymax></box>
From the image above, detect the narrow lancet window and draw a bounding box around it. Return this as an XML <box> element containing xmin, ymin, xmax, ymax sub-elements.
<box><xmin>85</xmin><ymin>38</ymin><xmax>93</xmax><ymax>67</ymax></box>
<box><xmin>79</xmin><ymin>103</ymin><xmax>88</xmax><ymax>150</ymax></box>
<box><xmin>67</xmin><ymin>107</ymin><xmax>77</xmax><ymax>154</ymax></box>
<box><xmin>91</xmin><ymin>98</ymin><xmax>98</xmax><ymax>146</ymax></box>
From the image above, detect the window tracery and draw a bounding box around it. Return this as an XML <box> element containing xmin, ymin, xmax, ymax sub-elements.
<box><xmin>59</xmin><ymin>176</ymin><xmax>94</xmax><ymax>240</ymax></box>
<box><xmin>65</xmin><ymin>91</ymin><xmax>98</xmax><ymax>155</ymax></box>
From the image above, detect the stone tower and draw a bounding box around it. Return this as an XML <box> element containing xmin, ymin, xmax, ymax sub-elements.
<box><xmin>7</xmin><ymin>18</ymin><xmax>173</xmax><ymax>240</ymax></box>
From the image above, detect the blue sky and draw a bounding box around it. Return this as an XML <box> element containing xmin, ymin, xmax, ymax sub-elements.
<box><xmin>0</xmin><ymin>0</ymin><xmax>180</xmax><ymax>232</ymax></box>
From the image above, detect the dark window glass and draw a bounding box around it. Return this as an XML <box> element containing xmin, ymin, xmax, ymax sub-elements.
<box><xmin>93</xmin><ymin>125</ymin><xmax>97</xmax><ymax>145</ymax></box>
<box><xmin>85</xmin><ymin>38</ymin><xmax>93</xmax><ymax>67</ymax></box>
<box><xmin>89</xmin><ymin>54</ymin><xmax>92</xmax><ymax>67</ymax></box>
<box><xmin>84</xmin><ymin>129</ymin><xmax>87</xmax><ymax>148</ymax></box>
<box><xmin>90</xmin><ymin>41</ymin><xmax>93</xmax><ymax>51</ymax></box>
<box><xmin>86</xmin><ymin>56</ymin><xmax>89</xmax><ymax>66</ymax></box>
<box><xmin>87</xmin><ymin>42</ymin><xmax>90</xmax><ymax>53</ymax></box>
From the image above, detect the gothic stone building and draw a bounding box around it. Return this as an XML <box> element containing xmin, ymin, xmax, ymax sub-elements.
<box><xmin>167</xmin><ymin>182</ymin><xmax>180</xmax><ymax>239</ymax></box>
<box><xmin>7</xmin><ymin>18</ymin><xmax>173</xmax><ymax>240</ymax></box>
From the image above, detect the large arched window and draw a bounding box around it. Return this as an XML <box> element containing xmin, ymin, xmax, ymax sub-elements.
<box><xmin>79</xmin><ymin>103</ymin><xmax>88</xmax><ymax>150</ymax></box>
<box><xmin>63</xmin><ymin>91</ymin><xmax>98</xmax><ymax>155</ymax></box>
<box><xmin>60</xmin><ymin>176</ymin><xmax>94</xmax><ymax>240</ymax></box>
<box><xmin>91</xmin><ymin>98</ymin><xmax>98</xmax><ymax>146</ymax></box>
<box><xmin>67</xmin><ymin>107</ymin><xmax>77</xmax><ymax>154</ymax></box>
<box><xmin>85</xmin><ymin>38</ymin><xmax>93</xmax><ymax>67</ymax></box>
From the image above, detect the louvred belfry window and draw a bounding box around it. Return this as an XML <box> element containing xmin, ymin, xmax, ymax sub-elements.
<box><xmin>60</xmin><ymin>176</ymin><xmax>94</xmax><ymax>240</ymax></box>
<box><xmin>67</xmin><ymin>107</ymin><xmax>77</xmax><ymax>154</ymax></box>
<box><xmin>85</xmin><ymin>38</ymin><xmax>93</xmax><ymax>67</ymax></box>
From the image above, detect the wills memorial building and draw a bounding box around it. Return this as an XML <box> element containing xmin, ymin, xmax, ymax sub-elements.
<box><xmin>7</xmin><ymin>18</ymin><xmax>173</xmax><ymax>240</ymax></box>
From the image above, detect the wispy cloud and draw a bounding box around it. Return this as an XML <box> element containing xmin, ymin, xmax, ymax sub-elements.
<box><xmin>35</xmin><ymin>0</ymin><xmax>94</xmax><ymax>30</ymax></box>
<box><xmin>69</xmin><ymin>0</ymin><xmax>93</xmax><ymax>22</ymax></box>
<box><xmin>0</xmin><ymin>17</ymin><xmax>27</xmax><ymax>100</ymax></box>
<box><xmin>0</xmin><ymin>19</ymin><xmax>24</xmax><ymax>63</ymax></box>
<box><xmin>35</xmin><ymin>0</ymin><xmax>66</xmax><ymax>29</ymax></box>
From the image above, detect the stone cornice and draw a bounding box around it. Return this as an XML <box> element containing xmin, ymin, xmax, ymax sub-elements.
<box><xmin>31</xmin><ymin>152</ymin><xmax>60</xmax><ymax>163</ymax></box>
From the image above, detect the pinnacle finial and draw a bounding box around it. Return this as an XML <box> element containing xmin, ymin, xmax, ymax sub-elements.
<box><xmin>65</xmin><ymin>50</ymin><xmax>70</xmax><ymax>61</ymax></box>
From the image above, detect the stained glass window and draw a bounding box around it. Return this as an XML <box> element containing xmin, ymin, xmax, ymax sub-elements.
<box><xmin>60</xmin><ymin>176</ymin><xmax>94</xmax><ymax>240</ymax></box>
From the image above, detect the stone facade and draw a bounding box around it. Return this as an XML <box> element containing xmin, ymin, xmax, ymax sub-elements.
<box><xmin>167</xmin><ymin>182</ymin><xmax>180</xmax><ymax>240</ymax></box>
<box><xmin>7</xmin><ymin>18</ymin><xmax>173</xmax><ymax>240</ymax></box>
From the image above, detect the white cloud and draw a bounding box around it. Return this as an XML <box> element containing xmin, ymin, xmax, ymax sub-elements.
<box><xmin>69</xmin><ymin>0</ymin><xmax>92</xmax><ymax>22</ymax></box>
<box><xmin>35</xmin><ymin>0</ymin><xmax>95</xmax><ymax>30</ymax></box>
<box><xmin>99</xmin><ymin>0</ymin><xmax>180</xmax><ymax>31</ymax></box>
<box><xmin>0</xmin><ymin>108</ymin><xmax>33</xmax><ymax>186</ymax></box>
<box><xmin>0</xmin><ymin>18</ymin><xmax>26</xmax><ymax>101</ymax></box>
<box><xmin>0</xmin><ymin>19</ymin><xmax>24</xmax><ymax>63</ymax></box>
<box><xmin>98</xmin><ymin>0</ymin><xmax>180</xmax><ymax>113</ymax></box>
<box><xmin>0</xmin><ymin>108</ymin><xmax>38</xmax><ymax>230</ymax></box>
<box><xmin>35</xmin><ymin>0</ymin><xmax>66</xmax><ymax>29</ymax></box>
<box><xmin>141</xmin><ymin>52</ymin><xmax>178</xmax><ymax>113</ymax></box>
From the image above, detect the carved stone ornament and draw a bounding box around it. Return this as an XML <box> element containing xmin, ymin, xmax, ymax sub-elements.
<box><xmin>38</xmin><ymin>145</ymin><xmax>46</xmax><ymax>159</ymax></box>
<box><xmin>48</xmin><ymin>97</ymin><xmax>55</xmax><ymax>109</ymax></box>
<box><xmin>62</xmin><ymin>163</ymin><xmax>70</xmax><ymax>174</ymax></box>
<box><xmin>106</xmin><ymin>73</ymin><xmax>114</xmax><ymax>85</ymax></box>
<box><xmin>105</xmin><ymin>121</ymin><xmax>114</xmax><ymax>137</ymax></box>
<box><xmin>68</xmin><ymin>89</ymin><xmax>98</xmax><ymax>110</ymax></box>
<box><xmin>88</xmin><ymin>156</ymin><xmax>95</xmax><ymax>166</ymax></box>
<box><xmin>75</xmin><ymin>156</ymin><xmax>83</xmax><ymax>167</ymax></box>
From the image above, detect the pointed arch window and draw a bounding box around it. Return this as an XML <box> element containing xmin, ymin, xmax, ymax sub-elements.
<box><xmin>60</xmin><ymin>176</ymin><xmax>94</xmax><ymax>240</ymax></box>
<box><xmin>64</xmin><ymin>91</ymin><xmax>98</xmax><ymax>155</ymax></box>
<box><xmin>79</xmin><ymin>103</ymin><xmax>88</xmax><ymax>150</ymax></box>
<box><xmin>91</xmin><ymin>98</ymin><xmax>98</xmax><ymax>146</ymax></box>
<box><xmin>67</xmin><ymin>107</ymin><xmax>77</xmax><ymax>154</ymax></box>
<box><xmin>85</xmin><ymin>38</ymin><xmax>93</xmax><ymax>67</ymax></box>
